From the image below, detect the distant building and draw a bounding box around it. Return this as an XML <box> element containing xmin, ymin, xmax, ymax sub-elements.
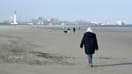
<box><xmin>10</xmin><ymin>10</ymin><xmax>18</xmax><ymax>24</ymax></box>
<box><xmin>116</xmin><ymin>20</ymin><xmax>127</xmax><ymax>25</ymax></box>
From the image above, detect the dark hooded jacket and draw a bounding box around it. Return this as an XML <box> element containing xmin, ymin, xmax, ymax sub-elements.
<box><xmin>80</xmin><ymin>32</ymin><xmax>98</xmax><ymax>54</ymax></box>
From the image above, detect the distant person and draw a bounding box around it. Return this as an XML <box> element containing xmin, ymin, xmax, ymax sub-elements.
<box><xmin>64</xmin><ymin>30</ymin><xmax>68</xmax><ymax>34</ymax></box>
<box><xmin>73</xmin><ymin>27</ymin><xmax>76</xmax><ymax>33</ymax></box>
<box><xmin>80</xmin><ymin>27</ymin><xmax>98</xmax><ymax>67</ymax></box>
<box><xmin>63</xmin><ymin>27</ymin><xmax>70</xmax><ymax>34</ymax></box>
<box><xmin>67</xmin><ymin>28</ymin><xmax>70</xmax><ymax>31</ymax></box>
<box><xmin>67</xmin><ymin>28</ymin><xmax>71</xmax><ymax>33</ymax></box>
<box><xmin>63</xmin><ymin>27</ymin><xmax>68</xmax><ymax>34</ymax></box>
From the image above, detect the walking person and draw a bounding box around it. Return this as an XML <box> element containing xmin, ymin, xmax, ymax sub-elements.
<box><xmin>80</xmin><ymin>27</ymin><xmax>98</xmax><ymax>67</ymax></box>
<box><xmin>73</xmin><ymin>27</ymin><xmax>76</xmax><ymax>33</ymax></box>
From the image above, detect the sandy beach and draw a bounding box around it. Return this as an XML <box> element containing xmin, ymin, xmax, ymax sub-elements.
<box><xmin>0</xmin><ymin>25</ymin><xmax>132</xmax><ymax>74</ymax></box>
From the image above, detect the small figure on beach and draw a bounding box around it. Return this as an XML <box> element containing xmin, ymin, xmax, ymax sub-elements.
<box><xmin>80</xmin><ymin>27</ymin><xmax>98</xmax><ymax>67</ymax></box>
<box><xmin>67</xmin><ymin>28</ymin><xmax>70</xmax><ymax>32</ymax></box>
<box><xmin>73</xmin><ymin>27</ymin><xmax>76</xmax><ymax>33</ymax></box>
<box><xmin>63</xmin><ymin>27</ymin><xmax>70</xmax><ymax>34</ymax></box>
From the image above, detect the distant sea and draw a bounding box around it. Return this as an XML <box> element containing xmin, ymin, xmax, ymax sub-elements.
<box><xmin>0</xmin><ymin>23</ymin><xmax>132</xmax><ymax>30</ymax></box>
<box><xmin>79</xmin><ymin>25</ymin><xmax>132</xmax><ymax>30</ymax></box>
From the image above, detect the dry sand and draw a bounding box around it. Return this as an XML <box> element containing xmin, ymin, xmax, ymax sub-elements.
<box><xmin>0</xmin><ymin>26</ymin><xmax>132</xmax><ymax>74</ymax></box>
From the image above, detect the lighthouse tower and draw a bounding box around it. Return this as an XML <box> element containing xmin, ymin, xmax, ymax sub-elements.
<box><xmin>11</xmin><ymin>10</ymin><xmax>18</xmax><ymax>24</ymax></box>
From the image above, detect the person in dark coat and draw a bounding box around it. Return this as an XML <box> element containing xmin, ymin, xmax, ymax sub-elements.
<box><xmin>73</xmin><ymin>27</ymin><xmax>76</xmax><ymax>33</ymax></box>
<box><xmin>80</xmin><ymin>27</ymin><xmax>98</xmax><ymax>67</ymax></box>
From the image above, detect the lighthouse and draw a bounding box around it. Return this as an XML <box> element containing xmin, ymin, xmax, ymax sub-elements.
<box><xmin>11</xmin><ymin>10</ymin><xmax>18</xmax><ymax>24</ymax></box>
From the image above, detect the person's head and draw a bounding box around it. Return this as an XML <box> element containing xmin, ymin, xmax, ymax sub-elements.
<box><xmin>86</xmin><ymin>27</ymin><xmax>93</xmax><ymax>32</ymax></box>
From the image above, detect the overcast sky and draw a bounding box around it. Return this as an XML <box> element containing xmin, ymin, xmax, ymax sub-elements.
<box><xmin>0</xmin><ymin>0</ymin><xmax>131</xmax><ymax>24</ymax></box>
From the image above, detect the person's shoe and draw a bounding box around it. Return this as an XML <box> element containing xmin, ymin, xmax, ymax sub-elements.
<box><xmin>89</xmin><ymin>64</ymin><xmax>93</xmax><ymax>68</ymax></box>
<box><xmin>90</xmin><ymin>64</ymin><xmax>93</xmax><ymax>67</ymax></box>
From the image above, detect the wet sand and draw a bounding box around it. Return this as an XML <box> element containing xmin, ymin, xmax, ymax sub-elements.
<box><xmin>0</xmin><ymin>26</ymin><xmax>132</xmax><ymax>74</ymax></box>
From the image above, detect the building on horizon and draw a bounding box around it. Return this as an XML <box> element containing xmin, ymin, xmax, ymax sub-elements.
<box><xmin>10</xmin><ymin>10</ymin><xmax>18</xmax><ymax>24</ymax></box>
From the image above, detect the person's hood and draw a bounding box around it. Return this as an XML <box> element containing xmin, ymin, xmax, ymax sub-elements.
<box><xmin>86</xmin><ymin>27</ymin><xmax>93</xmax><ymax>32</ymax></box>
